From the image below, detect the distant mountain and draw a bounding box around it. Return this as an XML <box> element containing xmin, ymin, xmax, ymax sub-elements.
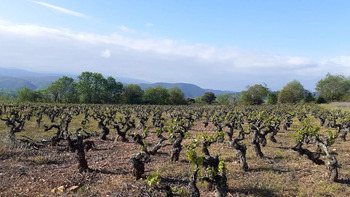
<box><xmin>22</xmin><ymin>76</ymin><xmax>62</xmax><ymax>89</ymax></box>
<box><xmin>0</xmin><ymin>67</ymin><xmax>148</xmax><ymax>90</ymax></box>
<box><xmin>117</xmin><ymin>77</ymin><xmax>149</xmax><ymax>84</ymax></box>
<box><xmin>0</xmin><ymin>67</ymin><xmax>48</xmax><ymax>77</ymax></box>
<box><xmin>0</xmin><ymin>75</ymin><xmax>61</xmax><ymax>90</ymax></box>
<box><xmin>0</xmin><ymin>67</ymin><xmax>236</xmax><ymax>97</ymax></box>
<box><xmin>0</xmin><ymin>67</ymin><xmax>62</xmax><ymax>90</ymax></box>
<box><xmin>138</xmin><ymin>82</ymin><xmax>236</xmax><ymax>98</ymax></box>
<box><xmin>204</xmin><ymin>89</ymin><xmax>237</xmax><ymax>96</ymax></box>
<box><xmin>0</xmin><ymin>76</ymin><xmax>37</xmax><ymax>90</ymax></box>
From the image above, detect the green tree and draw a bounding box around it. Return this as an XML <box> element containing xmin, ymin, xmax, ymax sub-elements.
<box><xmin>201</xmin><ymin>92</ymin><xmax>216</xmax><ymax>104</ymax></box>
<box><xmin>0</xmin><ymin>90</ymin><xmax>16</xmax><ymax>101</ymax></box>
<box><xmin>316</xmin><ymin>96</ymin><xmax>327</xmax><ymax>104</ymax></box>
<box><xmin>60</xmin><ymin>77</ymin><xmax>79</xmax><ymax>103</ymax></box>
<box><xmin>168</xmin><ymin>87</ymin><xmax>185</xmax><ymax>105</ymax></box>
<box><xmin>266</xmin><ymin>91</ymin><xmax>279</xmax><ymax>104</ymax></box>
<box><xmin>46</xmin><ymin>76</ymin><xmax>78</xmax><ymax>103</ymax></box>
<box><xmin>0</xmin><ymin>94</ymin><xmax>13</xmax><ymax>101</ymax></box>
<box><xmin>38</xmin><ymin>89</ymin><xmax>52</xmax><ymax>103</ymax></box>
<box><xmin>216</xmin><ymin>93</ymin><xmax>240</xmax><ymax>105</ymax></box>
<box><xmin>194</xmin><ymin>96</ymin><xmax>205</xmax><ymax>104</ymax></box>
<box><xmin>46</xmin><ymin>82</ymin><xmax>60</xmax><ymax>102</ymax></box>
<box><xmin>105</xmin><ymin>76</ymin><xmax>123</xmax><ymax>104</ymax></box>
<box><xmin>278</xmin><ymin>80</ymin><xmax>306</xmax><ymax>103</ymax></box>
<box><xmin>77</xmin><ymin>72</ymin><xmax>107</xmax><ymax>103</ymax></box>
<box><xmin>315</xmin><ymin>73</ymin><xmax>350</xmax><ymax>102</ymax></box>
<box><xmin>143</xmin><ymin>86</ymin><xmax>170</xmax><ymax>105</ymax></box>
<box><xmin>17</xmin><ymin>86</ymin><xmax>41</xmax><ymax>102</ymax></box>
<box><xmin>216</xmin><ymin>94</ymin><xmax>230</xmax><ymax>105</ymax></box>
<box><xmin>241</xmin><ymin>84</ymin><xmax>269</xmax><ymax>105</ymax></box>
<box><xmin>303</xmin><ymin>90</ymin><xmax>315</xmax><ymax>103</ymax></box>
<box><xmin>185</xmin><ymin>97</ymin><xmax>195</xmax><ymax>105</ymax></box>
<box><xmin>123</xmin><ymin>84</ymin><xmax>144</xmax><ymax>104</ymax></box>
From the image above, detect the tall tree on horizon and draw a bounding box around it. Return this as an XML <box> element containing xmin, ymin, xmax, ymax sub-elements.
<box><xmin>241</xmin><ymin>84</ymin><xmax>269</xmax><ymax>105</ymax></box>
<box><xmin>46</xmin><ymin>76</ymin><xmax>78</xmax><ymax>103</ymax></box>
<box><xmin>104</xmin><ymin>76</ymin><xmax>124</xmax><ymax>104</ymax></box>
<box><xmin>201</xmin><ymin>92</ymin><xmax>216</xmax><ymax>104</ymax></box>
<box><xmin>278</xmin><ymin>80</ymin><xmax>306</xmax><ymax>104</ymax></box>
<box><xmin>143</xmin><ymin>86</ymin><xmax>170</xmax><ymax>105</ymax></box>
<box><xmin>123</xmin><ymin>84</ymin><xmax>144</xmax><ymax>104</ymax></box>
<box><xmin>316</xmin><ymin>73</ymin><xmax>350</xmax><ymax>102</ymax></box>
<box><xmin>168</xmin><ymin>87</ymin><xmax>186</xmax><ymax>105</ymax></box>
<box><xmin>77</xmin><ymin>72</ymin><xmax>107</xmax><ymax>103</ymax></box>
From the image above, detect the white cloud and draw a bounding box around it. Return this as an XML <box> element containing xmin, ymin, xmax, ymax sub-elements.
<box><xmin>0</xmin><ymin>20</ymin><xmax>347</xmax><ymax>91</ymax></box>
<box><xmin>101</xmin><ymin>49</ymin><xmax>111</xmax><ymax>58</ymax></box>
<box><xmin>145</xmin><ymin>22</ymin><xmax>153</xmax><ymax>27</ymax></box>
<box><xmin>119</xmin><ymin>25</ymin><xmax>135</xmax><ymax>33</ymax></box>
<box><xmin>28</xmin><ymin>0</ymin><xmax>87</xmax><ymax>18</ymax></box>
<box><xmin>286</xmin><ymin>57</ymin><xmax>313</xmax><ymax>66</ymax></box>
<box><xmin>0</xmin><ymin>18</ymin><xmax>10</xmax><ymax>25</ymax></box>
<box><xmin>330</xmin><ymin>56</ymin><xmax>350</xmax><ymax>67</ymax></box>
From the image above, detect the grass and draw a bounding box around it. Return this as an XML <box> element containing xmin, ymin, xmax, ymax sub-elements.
<box><xmin>319</xmin><ymin>102</ymin><xmax>350</xmax><ymax>112</ymax></box>
<box><xmin>0</xmin><ymin>143</ymin><xmax>8</xmax><ymax>158</ymax></box>
<box><xmin>31</xmin><ymin>155</ymin><xmax>50</xmax><ymax>165</ymax></box>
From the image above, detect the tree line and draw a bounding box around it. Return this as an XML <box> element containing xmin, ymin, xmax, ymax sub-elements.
<box><xmin>1</xmin><ymin>72</ymin><xmax>350</xmax><ymax>105</ymax></box>
<box><xmin>202</xmin><ymin>73</ymin><xmax>350</xmax><ymax>105</ymax></box>
<box><xmin>240</xmin><ymin>73</ymin><xmax>350</xmax><ymax>105</ymax></box>
<box><xmin>13</xmin><ymin>72</ymin><xmax>191</xmax><ymax>105</ymax></box>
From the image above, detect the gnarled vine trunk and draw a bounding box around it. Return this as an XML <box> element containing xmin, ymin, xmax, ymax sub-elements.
<box><xmin>76</xmin><ymin>136</ymin><xmax>89</xmax><ymax>173</ymax></box>
<box><xmin>130</xmin><ymin>152</ymin><xmax>150</xmax><ymax>180</ymax></box>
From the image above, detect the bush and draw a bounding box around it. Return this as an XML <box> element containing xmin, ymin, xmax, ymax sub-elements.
<box><xmin>316</xmin><ymin>97</ymin><xmax>327</xmax><ymax>104</ymax></box>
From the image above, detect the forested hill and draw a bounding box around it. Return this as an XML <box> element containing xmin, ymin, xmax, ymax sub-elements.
<box><xmin>138</xmin><ymin>83</ymin><xmax>235</xmax><ymax>98</ymax></box>
<box><xmin>0</xmin><ymin>76</ymin><xmax>61</xmax><ymax>90</ymax></box>
<box><xmin>0</xmin><ymin>67</ymin><xmax>235</xmax><ymax>97</ymax></box>
<box><xmin>0</xmin><ymin>67</ymin><xmax>61</xmax><ymax>90</ymax></box>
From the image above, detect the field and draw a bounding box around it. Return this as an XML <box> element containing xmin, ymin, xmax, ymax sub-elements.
<box><xmin>1</xmin><ymin>103</ymin><xmax>350</xmax><ymax>196</ymax></box>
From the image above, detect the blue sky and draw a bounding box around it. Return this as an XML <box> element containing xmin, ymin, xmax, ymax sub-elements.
<box><xmin>0</xmin><ymin>0</ymin><xmax>350</xmax><ymax>91</ymax></box>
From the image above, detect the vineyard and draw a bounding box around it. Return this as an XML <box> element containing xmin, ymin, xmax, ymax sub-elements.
<box><xmin>1</xmin><ymin>103</ymin><xmax>350</xmax><ymax>196</ymax></box>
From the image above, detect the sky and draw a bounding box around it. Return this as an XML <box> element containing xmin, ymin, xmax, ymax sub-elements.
<box><xmin>1</xmin><ymin>0</ymin><xmax>350</xmax><ymax>91</ymax></box>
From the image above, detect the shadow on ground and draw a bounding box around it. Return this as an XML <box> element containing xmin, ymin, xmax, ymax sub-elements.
<box><xmin>228</xmin><ymin>187</ymin><xmax>278</xmax><ymax>197</ymax></box>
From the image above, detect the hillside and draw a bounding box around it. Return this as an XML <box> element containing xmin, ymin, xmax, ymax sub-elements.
<box><xmin>0</xmin><ymin>76</ymin><xmax>37</xmax><ymax>90</ymax></box>
<box><xmin>0</xmin><ymin>75</ymin><xmax>60</xmax><ymax>90</ymax></box>
<box><xmin>0</xmin><ymin>67</ymin><xmax>62</xmax><ymax>90</ymax></box>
